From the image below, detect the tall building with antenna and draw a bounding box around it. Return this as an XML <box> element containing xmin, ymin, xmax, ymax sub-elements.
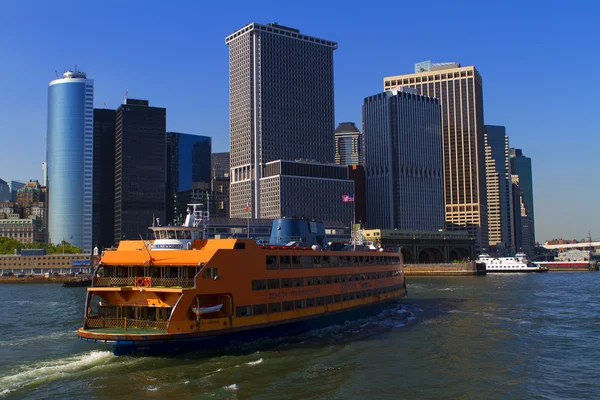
<box><xmin>46</xmin><ymin>68</ymin><xmax>94</xmax><ymax>250</ymax></box>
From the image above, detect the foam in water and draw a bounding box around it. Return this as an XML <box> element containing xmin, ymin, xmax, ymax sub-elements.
<box><xmin>224</xmin><ymin>384</ymin><xmax>238</xmax><ymax>391</ymax></box>
<box><xmin>0</xmin><ymin>351</ymin><xmax>114</xmax><ymax>395</ymax></box>
<box><xmin>246</xmin><ymin>358</ymin><xmax>263</xmax><ymax>366</ymax></box>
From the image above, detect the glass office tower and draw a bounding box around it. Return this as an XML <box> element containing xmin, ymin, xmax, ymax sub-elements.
<box><xmin>166</xmin><ymin>132</ymin><xmax>212</xmax><ymax>224</ymax></box>
<box><xmin>47</xmin><ymin>69</ymin><xmax>94</xmax><ymax>250</ymax></box>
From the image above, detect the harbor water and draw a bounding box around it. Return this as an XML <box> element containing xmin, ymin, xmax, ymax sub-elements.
<box><xmin>1</xmin><ymin>273</ymin><xmax>599</xmax><ymax>399</ymax></box>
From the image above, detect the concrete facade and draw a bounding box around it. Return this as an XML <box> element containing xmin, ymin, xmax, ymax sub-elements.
<box><xmin>226</xmin><ymin>23</ymin><xmax>337</xmax><ymax>218</ymax></box>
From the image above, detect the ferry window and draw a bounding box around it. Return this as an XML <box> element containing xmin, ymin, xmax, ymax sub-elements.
<box><xmin>356</xmin><ymin>292</ymin><xmax>362</xmax><ymax>299</ymax></box>
<box><xmin>266</xmin><ymin>256</ymin><xmax>278</xmax><ymax>270</ymax></box>
<box><xmin>316</xmin><ymin>297</ymin><xmax>325</xmax><ymax>306</ymax></box>
<box><xmin>330</xmin><ymin>256</ymin><xmax>338</xmax><ymax>267</ymax></box>
<box><xmin>349</xmin><ymin>292</ymin><xmax>356</xmax><ymax>300</ymax></box>
<box><xmin>352</xmin><ymin>256</ymin><xmax>359</xmax><ymax>264</ymax></box>
<box><xmin>267</xmin><ymin>279</ymin><xmax>280</xmax><ymax>289</ymax></box>
<box><xmin>234</xmin><ymin>243</ymin><xmax>245</xmax><ymax>250</ymax></box>
<box><xmin>252</xmin><ymin>280</ymin><xmax>266</xmax><ymax>291</ymax></box>
<box><xmin>280</xmin><ymin>256</ymin><xmax>291</xmax><ymax>269</ymax></box>
<box><xmin>341</xmin><ymin>293</ymin><xmax>348</xmax><ymax>301</ymax></box>
<box><xmin>302</xmin><ymin>256</ymin><xmax>312</xmax><ymax>268</ymax></box>
<box><xmin>305</xmin><ymin>277</ymin><xmax>313</xmax><ymax>286</ymax></box>
<box><xmin>322</xmin><ymin>256</ymin><xmax>330</xmax><ymax>266</ymax></box>
<box><xmin>313</xmin><ymin>256</ymin><xmax>322</xmax><ymax>267</ymax></box>
<box><xmin>253</xmin><ymin>304</ymin><xmax>267</xmax><ymax>315</ymax></box>
<box><xmin>168</xmin><ymin>231</ymin><xmax>176</xmax><ymax>239</ymax></box>
<box><xmin>282</xmin><ymin>301</ymin><xmax>294</xmax><ymax>311</ymax></box>
<box><xmin>324</xmin><ymin>276</ymin><xmax>331</xmax><ymax>284</ymax></box>
<box><xmin>281</xmin><ymin>278</ymin><xmax>292</xmax><ymax>288</ymax></box>
<box><xmin>315</xmin><ymin>276</ymin><xmax>322</xmax><ymax>285</ymax></box>
<box><xmin>358</xmin><ymin>256</ymin><xmax>364</xmax><ymax>264</ymax></box>
<box><xmin>334</xmin><ymin>294</ymin><xmax>341</xmax><ymax>303</ymax></box>
<box><xmin>184</xmin><ymin>231</ymin><xmax>191</xmax><ymax>239</ymax></box>
<box><xmin>325</xmin><ymin>295</ymin><xmax>333</xmax><ymax>304</ymax></box>
<box><xmin>268</xmin><ymin>302</ymin><xmax>281</xmax><ymax>313</ymax></box>
<box><xmin>293</xmin><ymin>278</ymin><xmax>304</xmax><ymax>287</ymax></box>
<box><xmin>236</xmin><ymin>306</ymin><xmax>252</xmax><ymax>317</ymax></box>
<box><xmin>306</xmin><ymin>298</ymin><xmax>315</xmax><ymax>307</ymax></box>
<box><xmin>294</xmin><ymin>299</ymin><xmax>305</xmax><ymax>309</ymax></box>
<box><xmin>291</xmin><ymin>256</ymin><xmax>302</xmax><ymax>268</ymax></box>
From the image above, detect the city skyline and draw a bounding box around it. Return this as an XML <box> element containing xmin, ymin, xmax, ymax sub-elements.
<box><xmin>0</xmin><ymin>1</ymin><xmax>598</xmax><ymax>241</ymax></box>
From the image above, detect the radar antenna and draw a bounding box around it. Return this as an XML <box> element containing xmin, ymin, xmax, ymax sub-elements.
<box><xmin>123</xmin><ymin>88</ymin><xmax>128</xmax><ymax>104</ymax></box>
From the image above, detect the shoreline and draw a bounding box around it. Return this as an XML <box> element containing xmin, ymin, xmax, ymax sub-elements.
<box><xmin>0</xmin><ymin>276</ymin><xmax>79</xmax><ymax>284</ymax></box>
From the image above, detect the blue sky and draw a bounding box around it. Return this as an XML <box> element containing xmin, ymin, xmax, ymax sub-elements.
<box><xmin>0</xmin><ymin>0</ymin><xmax>598</xmax><ymax>242</ymax></box>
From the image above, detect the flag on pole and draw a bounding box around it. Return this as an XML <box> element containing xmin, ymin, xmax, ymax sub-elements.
<box><xmin>245</xmin><ymin>201</ymin><xmax>249</xmax><ymax>212</ymax></box>
<box><xmin>342</xmin><ymin>194</ymin><xmax>354</xmax><ymax>202</ymax></box>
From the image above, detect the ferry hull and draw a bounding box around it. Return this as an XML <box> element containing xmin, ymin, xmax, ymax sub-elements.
<box><xmin>79</xmin><ymin>296</ymin><xmax>404</xmax><ymax>356</ymax></box>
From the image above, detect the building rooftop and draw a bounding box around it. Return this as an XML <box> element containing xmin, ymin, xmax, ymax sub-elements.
<box><xmin>335</xmin><ymin>122</ymin><xmax>360</xmax><ymax>134</ymax></box>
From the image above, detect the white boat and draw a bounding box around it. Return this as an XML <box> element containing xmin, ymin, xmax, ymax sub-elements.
<box><xmin>478</xmin><ymin>253</ymin><xmax>548</xmax><ymax>273</ymax></box>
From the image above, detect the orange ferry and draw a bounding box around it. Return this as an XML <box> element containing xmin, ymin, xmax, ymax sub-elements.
<box><xmin>78</xmin><ymin>208</ymin><xmax>406</xmax><ymax>355</ymax></box>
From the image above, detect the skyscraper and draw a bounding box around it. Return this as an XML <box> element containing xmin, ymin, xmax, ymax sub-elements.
<box><xmin>41</xmin><ymin>162</ymin><xmax>47</xmax><ymax>186</ymax></box>
<box><xmin>211</xmin><ymin>152</ymin><xmax>230</xmax><ymax>218</ymax></box>
<box><xmin>335</xmin><ymin>122</ymin><xmax>363</xmax><ymax>166</ymax></box>
<box><xmin>485</xmin><ymin>125</ymin><xmax>514</xmax><ymax>252</ymax></box>
<box><xmin>166</xmin><ymin>132</ymin><xmax>212</xmax><ymax>224</ymax></box>
<box><xmin>114</xmin><ymin>99</ymin><xmax>166</xmax><ymax>244</ymax></box>
<box><xmin>510</xmin><ymin>148</ymin><xmax>535</xmax><ymax>253</ymax></box>
<box><xmin>92</xmin><ymin>108</ymin><xmax>116</xmax><ymax>250</ymax></box>
<box><xmin>384</xmin><ymin>62</ymin><xmax>488</xmax><ymax>252</ymax></box>
<box><xmin>0</xmin><ymin>179</ymin><xmax>9</xmax><ymax>202</ymax></box>
<box><xmin>46</xmin><ymin>69</ymin><xmax>94</xmax><ymax>250</ymax></box>
<box><xmin>226</xmin><ymin>22</ymin><xmax>337</xmax><ymax>218</ymax></box>
<box><xmin>363</xmin><ymin>88</ymin><xmax>444</xmax><ymax>231</ymax></box>
<box><xmin>7</xmin><ymin>181</ymin><xmax>25</xmax><ymax>202</ymax></box>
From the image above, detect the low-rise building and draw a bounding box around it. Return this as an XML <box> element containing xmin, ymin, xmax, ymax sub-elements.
<box><xmin>0</xmin><ymin>252</ymin><xmax>92</xmax><ymax>275</ymax></box>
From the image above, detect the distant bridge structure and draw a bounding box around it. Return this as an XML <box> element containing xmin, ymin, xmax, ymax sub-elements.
<box><xmin>542</xmin><ymin>242</ymin><xmax>600</xmax><ymax>250</ymax></box>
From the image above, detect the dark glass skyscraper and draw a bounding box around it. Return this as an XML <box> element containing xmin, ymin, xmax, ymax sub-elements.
<box><xmin>166</xmin><ymin>132</ymin><xmax>212</xmax><ymax>224</ymax></box>
<box><xmin>211</xmin><ymin>152</ymin><xmax>230</xmax><ymax>218</ymax></box>
<box><xmin>114</xmin><ymin>99</ymin><xmax>166</xmax><ymax>243</ymax></box>
<box><xmin>510</xmin><ymin>148</ymin><xmax>535</xmax><ymax>253</ymax></box>
<box><xmin>92</xmin><ymin>108</ymin><xmax>116</xmax><ymax>250</ymax></box>
<box><xmin>363</xmin><ymin>89</ymin><xmax>444</xmax><ymax>231</ymax></box>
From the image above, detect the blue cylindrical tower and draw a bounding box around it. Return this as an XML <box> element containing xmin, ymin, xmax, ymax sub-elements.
<box><xmin>47</xmin><ymin>70</ymin><xmax>94</xmax><ymax>250</ymax></box>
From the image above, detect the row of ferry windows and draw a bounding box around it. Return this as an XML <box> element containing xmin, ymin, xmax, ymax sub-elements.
<box><xmin>236</xmin><ymin>285</ymin><xmax>404</xmax><ymax>317</ymax></box>
<box><xmin>251</xmin><ymin>271</ymin><xmax>401</xmax><ymax>290</ymax></box>
<box><xmin>265</xmin><ymin>255</ymin><xmax>400</xmax><ymax>270</ymax></box>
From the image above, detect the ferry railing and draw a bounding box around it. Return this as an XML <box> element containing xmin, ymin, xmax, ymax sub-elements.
<box><xmin>86</xmin><ymin>317</ymin><xmax>168</xmax><ymax>331</ymax></box>
<box><xmin>94</xmin><ymin>276</ymin><xmax>194</xmax><ymax>288</ymax></box>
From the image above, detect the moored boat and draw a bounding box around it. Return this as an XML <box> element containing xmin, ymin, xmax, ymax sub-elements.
<box><xmin>77</xmin><ymin>207</ymin><xmax>406</xmax><ymax>355</ymax></box>
<box><xmin>533</xmin><ymin>250</ymin><xmax>596</xmax><ymax>271</ymax></box>
<box><xmin>478</xmin><ymin>253</ymin><xmax>548</xmax><ymax>273</ymax></box>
